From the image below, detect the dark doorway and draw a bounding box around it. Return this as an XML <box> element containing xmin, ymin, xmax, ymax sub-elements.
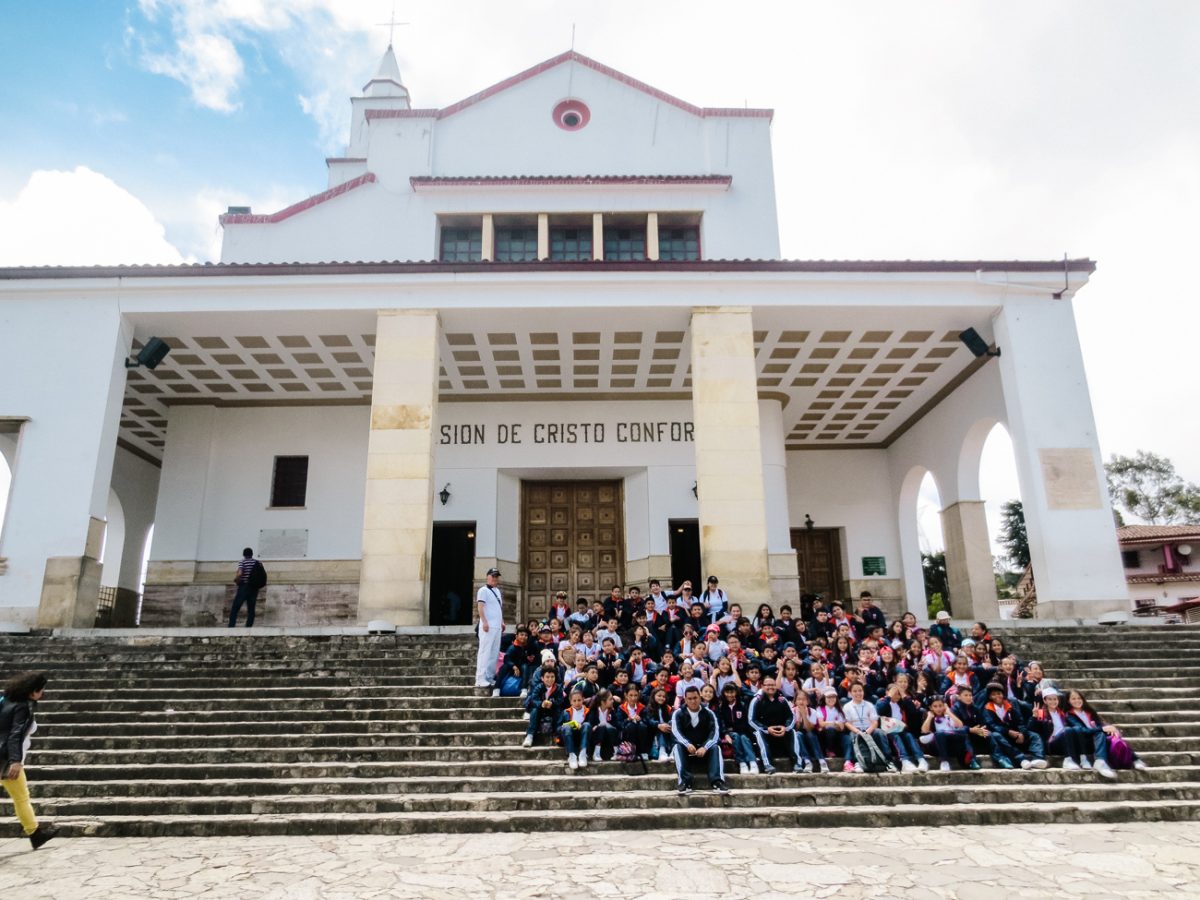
<box><xmin>791</xmin><ymin>527</ymin><xmax>844</xmax><ymax>619</ymax></box>
<box><xmin>430</xmin><ymin>523</ymin><xmax>476</xmax><ymax>625</ymax></box>
<box><xmin>669</xmin><ymin>519</ymin><xmax>701</xmax><ymax>592</ymax></box>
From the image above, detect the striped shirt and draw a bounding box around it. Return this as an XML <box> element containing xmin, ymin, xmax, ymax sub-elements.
<box><xmin>237</xmin><ymin>558</ymin><xmax>257</xmax><ymax>584</ymax></box>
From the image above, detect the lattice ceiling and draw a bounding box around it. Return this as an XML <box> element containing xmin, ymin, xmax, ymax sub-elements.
<box><xmin>119</xmin><ymin>313</ymin><xmax>975</xmax><ymax>461</ymax></box>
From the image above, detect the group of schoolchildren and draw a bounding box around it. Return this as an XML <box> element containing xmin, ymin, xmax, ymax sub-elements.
<box><xmin>497</xmin><ymin>578</ymin><xmax>1147</xmax><ymax>795</ymax></box>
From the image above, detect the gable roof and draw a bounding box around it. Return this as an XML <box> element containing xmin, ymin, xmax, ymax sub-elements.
<box><xmin>363</xmin><ymin>50</ymin><xmax>774</xmax><ymax>124</ymax></box>
<box><xmin>1118</xmin><ymin>524</ymin><xmax>1200</xmax><ymax>546</ymax></box>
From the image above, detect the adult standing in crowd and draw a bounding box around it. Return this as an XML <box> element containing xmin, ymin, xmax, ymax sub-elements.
<box><xmin>474</xmin><ymin>567</ymin><xmax>506</xmax><ymax>689</ymax></box>
<box><xmin>1</xmin><ymin>672</ymin><xmax>57</xmax><ymax>849</ymax></box>
<box><xmin>228</xmin><ymin>547</ymin><xmax>267</xmax><ymax>628</ymax></box>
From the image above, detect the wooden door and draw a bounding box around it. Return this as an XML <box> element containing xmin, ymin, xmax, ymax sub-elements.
<box><xmin>791</xmin><ymin>527</ymin><xmax>843</xmax><ymax>607</ymax></box>
<box><xmin>523</xmin><ymin>481</ymin><xmax>624</xmax><ymax>618</ymax></box>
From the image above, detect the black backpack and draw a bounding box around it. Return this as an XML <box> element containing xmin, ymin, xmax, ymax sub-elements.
<box><xmin>248</xmin><ymin>560</ymin><xmax>268</xmax><ymax>591</ymax></box>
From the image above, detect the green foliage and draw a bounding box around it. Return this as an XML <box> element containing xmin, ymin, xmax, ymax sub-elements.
<box><xmin>1106</xmin><ymin>450</ymin><xmax>1200</xmax><ymax>525</ymax></box>
<box><xmin>927</xmin><ymin>592</ymin><xmax>946</xmax><ymax>618</ymax></box>
<box><xmin>922</xmin><ymin>551</ymin><xmax>949</xmax><ymax>614</ymax></box>
<box><xmin>998</xmin><ymin>499</ymin><xmax>1030</xmax><ymax>571</ymax></box>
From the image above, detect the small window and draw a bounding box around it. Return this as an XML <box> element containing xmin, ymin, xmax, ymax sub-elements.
<box><xmin>271</xmin><ymin>456</ymin><xmax>309</xmax><ymax>508</ymax></box>
<box><xmin>440</xmin><ymin>226</ymin><xmax>482</xmax><ymax>262</ymax></box>
<box><xmin>495</xmin><ymin>227</ymin><xmax>539</xmax><ymax>262</ymax></box>
<box><xmin>659</xmin><ymin>226</ymin><xmax>701</xmax><ymax>261</ymax></box>
<box><xmin>1121</xmin><ymin>549</ymin><xmax>1140</xmax><ymax>569</ymax></box>
<box><xmin>603</xmin><ymin>226</ymin><xmax>646</xmax><ymax>261</ymax></box>
<box><xmin>549</xmin><ymin>227</ymin><xmax>592</xmax><ymax>261</ymax></box>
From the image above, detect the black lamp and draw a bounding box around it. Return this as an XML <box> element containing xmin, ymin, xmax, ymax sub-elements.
<box><xmin>959</xmin><ymin>328</ymin><xmax>1001</xmax><ymax>359</ymax></box>
<box><xmin>439</xmin><ymin>484</ymin><xmax>451</xmax><ymax>506</ymax></box>
<box><xmin>691</xmin><ymin>481</ymin><xmax>698</xmax><ymax>499</ymax></box>
<box><xmin>805</xmin><ymin>514</ymin><xmax>815</xmax><ymax>530</ymax></box>
<box><xmin>125</xmin><ymin>337</ymin><xmax>171</xmax><ymax>370</ymax></box>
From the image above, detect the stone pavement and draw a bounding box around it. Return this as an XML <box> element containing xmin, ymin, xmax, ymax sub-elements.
<box><xmin>1</xmin><ymin>823</ymin><xmax>1198</xmax><ymax>899</ymax></box>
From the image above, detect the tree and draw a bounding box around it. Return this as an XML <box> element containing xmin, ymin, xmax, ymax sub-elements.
<box><xmin>922</xmin><ymin>551</ymin><xmax>949</xmax><ymax>614</ymax></box>
<box><xmin>1106</xmin><ymin>451</ymin><xmax>1200</xmax><ymax>525</ymax></box>
<box><xmin>998</xmin><ymin>499</ymin><xmax>1030</xmax><ymax>571</ymax></box>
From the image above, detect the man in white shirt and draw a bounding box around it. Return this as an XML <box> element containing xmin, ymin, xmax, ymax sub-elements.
<box><xmin>474</xmin><ymin>568</ymin><xmax>506</xmax><ymax>688</ymax></box>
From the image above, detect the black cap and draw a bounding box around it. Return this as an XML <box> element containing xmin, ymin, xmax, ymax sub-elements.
<box><xmin>486</xmin><ymin>568</ymin><xmax>501</xmax><ymax>577</ymax></box>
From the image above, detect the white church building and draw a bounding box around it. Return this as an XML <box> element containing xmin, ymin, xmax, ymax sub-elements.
<box><xmin>0</xmin><ymin>48</ymin><xmax>1130</xmax><ymax>630</ymax></box>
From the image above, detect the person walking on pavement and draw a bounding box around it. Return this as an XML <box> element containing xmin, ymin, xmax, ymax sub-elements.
<box><xmin>1</xmin><ymin>671</ymin><xmax>58</xmax><ymax>850</ymax></box>
<box><xmin>228</xmin><ymin>547</ymin><xmax>267</xmax><ymax>628</ymax></box>
<box><xmin>475</xmin><ymin>567</ymin><xmax>506</xmax><ymax>688</ymax></box>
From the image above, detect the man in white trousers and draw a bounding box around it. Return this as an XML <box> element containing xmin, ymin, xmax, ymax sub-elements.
<box><xmin>474</xmin><ymin>567</ymin><xmax>505</xmax><ymax>688</ymax></box>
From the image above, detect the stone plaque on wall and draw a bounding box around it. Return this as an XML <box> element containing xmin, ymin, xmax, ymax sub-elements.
<box><xmin>1039</xmin><ymin>448</ymin><xmax>1103</xmax><ymax>510</ymax></box>
<box><xmin>259</xmin><ymin>529</ymin><xmax>310</xmax><ymax>559</ymax></box>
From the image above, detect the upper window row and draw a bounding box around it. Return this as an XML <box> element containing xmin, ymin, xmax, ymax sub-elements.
<box><xmin>438</xmin><ymin>214</ymin><xmax>701</xmax><ymax>263</ymax></box>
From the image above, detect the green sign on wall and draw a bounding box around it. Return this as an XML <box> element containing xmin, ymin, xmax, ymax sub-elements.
<box><xmin>862</xmin><ymin>556</ymin><xmax>887</xmax><ymax>576</ymax></box>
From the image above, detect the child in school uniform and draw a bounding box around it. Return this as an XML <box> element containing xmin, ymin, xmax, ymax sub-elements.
<box><xmin>815</xmin><ymin>687</ymin><xmax>849</xmax><ymax>764</ymax></box>
<box><xmin>557</xmin><ymin>690</ymin><xmax>592</xmax><ymax>770</ymax></box>
<box><xmin>921</xmin><ymin>695</ymin><xmax>979</xmax><ymax>771</ymax></box>
<box><xmin>1066</xmin><ymin>689</ymin><xmax>1147</xmax><ymax>776</ymax></box>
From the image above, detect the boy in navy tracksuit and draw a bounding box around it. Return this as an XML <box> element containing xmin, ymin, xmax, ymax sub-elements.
<box><xmin>522</xmin><ymin>669</ymin><xmax>565</xmax><ymax>747</ymax></box>
<box><xmin>748</xmin><ymin>677</ymin><xmax>808</xmax><ymax>774</ymax></box>
<box><xmin>670</xmin><ymin>686</ymin><xmax>729</xmax><ymax>795</ymax></box>
<box><xmin>716</xmin><ymin>682</ymin><xmax>760</xmax><ymax>775</ymax></box>
<box><xmin>982</xmin><ymin>683</ymin><xmax>1047</xmax><ymax>770</ymax></box>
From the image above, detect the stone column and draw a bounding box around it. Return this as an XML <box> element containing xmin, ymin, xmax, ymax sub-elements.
<box><xmin>993</xmin><ymin>296</ymin><xmax>1128</xmax><ymax>619</ymax></box>
<box><xmin>537</xmin><ymin>213</ymin><xmax>549</xmax><ymax>261</ymax></box>
<box><xmin>646</xmin><ymin>213</ymin><xmax>660</xmax><ymax>261</ymax></box>
<box><xmin>481</xmin><ymin>214</ymin><xmax>495</xmax><ymax>262</ymax></box>
<box><xmin>358</xmin><ymin>309</ymin><xmax>440</xmax><ymax>626</ymax></box>
<box><xmin>689</xmin><ymin>307</ymin><xmax>771</xmax><ymax>607</ymax></box>
<box><xmin>940</xmin><ymin>500</ymin><xmax>999</xmax><ymax>621</ymax></box>
<box><xmin>0</xmin><ymin>305</ymin><xmax>130</xmax><ymax>628</ymax></box>
<box><xmin>592</xmin><ymin>213</ymin><xmax>604</xmax><ymax>261</ymax></box>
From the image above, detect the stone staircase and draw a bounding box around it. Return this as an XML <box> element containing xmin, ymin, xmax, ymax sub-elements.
<box><xmin>2</xmin><ymin>626</ymin><xmax>1199</xmax><ymax>835</ymax></box>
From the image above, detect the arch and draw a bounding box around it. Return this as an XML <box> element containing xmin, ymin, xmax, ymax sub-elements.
<box><xmin>0</xmin><ymin>447</ymin><xmax>11</xmax><ymax>544</ymax></box>
<box><xmin>957</xmin><ymin>415</ymin><xmax>1004</xmax><ymax>502</ymax></box>
<box><xmin>100</xmin><ymin>488</ymin><xmax>125</xmax><ymax>589</ymax></box>
<box><xmin>897</xmin><ymin>465</ymin><xmax>944</xmax><ymax>615</ymax></box>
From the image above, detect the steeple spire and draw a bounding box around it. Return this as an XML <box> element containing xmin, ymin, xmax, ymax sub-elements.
<box><xmin>362</xmin><ymin>44</ymin><xmax>410</xmax><ymax>106</ymax></box>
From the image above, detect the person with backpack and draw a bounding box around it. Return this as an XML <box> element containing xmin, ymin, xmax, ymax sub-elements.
<box><xmin>229</xmin><ymin>547</ymin><xmax>267</xmax><ymax>627</ymax></box>
<box><xmin>1</xmin><ymin>672</ymin><xmax>58</xmax><ymax>850</ymax></box>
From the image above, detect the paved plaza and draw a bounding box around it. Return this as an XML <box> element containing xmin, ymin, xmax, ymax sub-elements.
<box><xmin>1</xmin><ymin>822</ymin><xmax>1197</xmax><ymax>899</ymax></box>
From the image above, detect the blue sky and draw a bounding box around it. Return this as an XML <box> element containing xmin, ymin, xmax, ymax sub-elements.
<box><xmin>1</xmin><ymin>1</ymin><xmax>1198</xmax><ymax>549</ymax></box>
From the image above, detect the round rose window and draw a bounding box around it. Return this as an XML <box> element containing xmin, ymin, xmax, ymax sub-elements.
<box><xmin>553</xmin><ymin>99</ymin><xmax>590</xmax><ymax>131</ymax></box>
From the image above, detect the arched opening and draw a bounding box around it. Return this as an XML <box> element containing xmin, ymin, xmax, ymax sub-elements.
<box><xmin>0</xmin><ymin>449</ymin><xmax>11</xmax><ymax>544</ymax></box>
<box><xmin>99</xmin><ymin>488</ymin><xmax>125</xmax><ymax>589</ymax></box>
<box><xmin>978</xmin><ymin>423</ymin><xmax>1026</xmax><ymax>618</ymax></box>
<box><xmin>898</xmin><ymin>466</ymin><xmax>945</xmax><ymax>618</ymax></box>
<box><xmin>136</xmin><ymin>523</ymin><xmax>154</xmax><ymax>625</ymax></box>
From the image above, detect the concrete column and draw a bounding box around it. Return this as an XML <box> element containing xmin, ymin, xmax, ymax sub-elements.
<box><xmin>993</xmin><ymin>297</ymin><xmax>1128</xmax><ymax>619</ymax></box>
<box><xmin>537</xmin><ymin>213</ymin><xmax>549</xmax><ymax>261</ymax></box>
<box><xmin>646</xmin><ymin>213</ymin><xmax>660</xmax><ymax>261</ymax></box>
<box><xmin>592</xmin><ymin>213</ymin><xmax>604</xmax><ymax>261</ymax></box>
<box><xmin>359</xmin><ymin>309</ymin><xmax>440</xmax><ymax>626</ymax></box>
<box><xmin>689</xmin><ymin>307</ymin><xmax>771</xmax><ymax>608</ymax></box>
<box><xmin>940</xmin><ymin>500</ymin><xmax>999</xmax><ymax>620</ymax></box>
<box><xmin>0</xmin><ymin>301</ymin><xmax>129</xmax><ymax>628</ymax></box>
<box><xmin>481</xmin><ymin>213</ymin><xmax>495</xmax><ymax>262</ymax></box>
<box><xmin>110</xmin><ymin>446</ymin><xmax>161</xmax><ymax>626</ymax></box>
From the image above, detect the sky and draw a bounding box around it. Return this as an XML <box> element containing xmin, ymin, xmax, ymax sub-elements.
<box><xmin>1</xmin><ymin>0</ymin><xmax>1198</xmax><ymax>559</ymax></box>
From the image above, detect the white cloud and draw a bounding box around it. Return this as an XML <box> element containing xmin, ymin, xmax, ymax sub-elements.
<box><xmin>0</xmin><ymin>167</ymin><xmax>185</xmax><ymax>266</ymax></box>
<box><xmin>142</xmin><ymin>30</ymin><xmax>245</xmax><ymax>113</ymax></box>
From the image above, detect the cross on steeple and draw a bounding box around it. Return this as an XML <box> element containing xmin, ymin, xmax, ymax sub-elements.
<box><xmin>376</xmin><ymin>2</ymin><xmax>410</xmax><ymax>48</ymax></box>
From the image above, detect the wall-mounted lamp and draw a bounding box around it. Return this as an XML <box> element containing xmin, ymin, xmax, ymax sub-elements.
<box><xmin>959</xmin><ymin>327</ymin><xmax>1001</xmax><ymax>359</ymax></box>
<box><xmin>125</xmin><ymin>336</ymin><xmax>171</xmax><ymax>370</ymax></box>
<box><xmin>439</xmin><ymin>484</ymin><xmax>451</xmax><ymax>506</ymax></box>
<box><xmin>804</xmin><ymin>514</ymin><xmax>815</xmax><ymax>530</ymax></box>
<box><xmin>1178</xmin><ymin>544</ymin><xmax>1193</xmax><ymax>557</ymax></box>
<box><xmin>691</xmin><ymin>481</ymin><xmax>698</xmax><ymax>499</ymax></box>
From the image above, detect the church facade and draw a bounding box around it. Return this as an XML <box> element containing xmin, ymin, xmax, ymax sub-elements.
<box><xmin>0</xmin><ymin>48</ymin><xmax>1129</xmax><ymax>629</ymax></box>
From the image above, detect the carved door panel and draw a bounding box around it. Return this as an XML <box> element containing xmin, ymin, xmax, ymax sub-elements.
<box><xmin>791</xmin><ymin>527</ymin><xmax>843</xmax><ymax>607</ymax></box>
<box><xmin>524</xmin><ymin>480</ymin><xmax>624</xmax><ymax>614</ymax></box>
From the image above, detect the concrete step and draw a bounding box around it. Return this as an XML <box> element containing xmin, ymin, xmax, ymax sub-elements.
<box><xmin>28</xmin><ymin>765</ymin><xmax>1199</xmax><ymax>799</ymax></box>
<box><xmin>37</xmin><ymin>799</ymin><xmax>1200</xmax><ymax>837</ymax></box>
<box><xmin>24</xmin><ymin>781</ymin><xmax>1200</xmax><ymax>819</ymax></box>
<box><xmin>30</xmin><ymin>718</ymin><xmax>527</xmax><ymax>736</ymax></box>
<box><xmin>24</xmin><ymin>750</ymin><xmax>1200</xmax><ymax>781</ymax></box>
<box><xmin>35</xmin><ymin>707</ymin><xmax>523</xmax><ymax>724</ymax></box>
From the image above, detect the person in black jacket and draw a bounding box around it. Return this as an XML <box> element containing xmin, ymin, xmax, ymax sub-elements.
<box><xmin>1</xmin><ymin>671</ymin><xmax>57</xmax><ymax>849</ymax></box>
<box><xmin>670</xmin><ymin>686</ymin><xmax>729</xmax><ymax>794</ymax></box>
<box><xmin>522</xmin><ymin>669</ymin><xmax>566</xmax><ymax>748</ymax></box>
<box><xmin>716</xmin><ymin>683</ymin><xmax>760</xmax><ymax>775</ymax></box>
<box><xmin>748</xmin><ymin>677</ymin><xmax>807</xmax><ymax>774</ymax></box>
